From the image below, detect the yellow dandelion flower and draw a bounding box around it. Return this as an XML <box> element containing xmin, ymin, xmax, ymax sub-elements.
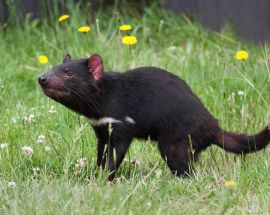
<box><xmin>119</xmin><ymin>25</ymin><xmax>132</xmax><ymax>31</ymax></box>
<box><xmin>38</xmin><ymin>55</ymin><xmax>48</xmax><ymax>64</ymax></box>
<box><xmin>58</xmin><ymin>14</ymin><xmax>69</xmax><ymax>22</ymax></box>
<box><xmin>122</xmin><ymin>36</ymin><xmax>137</xmax><ymax>45</ymax></box>
<box><xmin>225</xmin><ymin>180</ymin><xmax>237</xmax><ymax>188</ymax></box>
<box><xmin>78</xmin><ymin>26</ymin><xmax>91</xmax><ymax>33</ymax></box>
<box><xmin>235</xmin><ymin>50</ymin><xmax>248</xmax><ymax>60</ymax></box>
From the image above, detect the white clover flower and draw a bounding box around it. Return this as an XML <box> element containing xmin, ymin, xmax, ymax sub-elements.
<box><xmin>168</xmin><ymin>45</ymin><xmax>176</xmax><ymax>51</ymax></box>
<box><xmin>0</xmin><ymin>143</ymin><xmax>8</xmax><ymax>149</ymax></box>
<box><xmin>22</xmin><ymin>146</ymin><xmax>33</xmax><ymax>157</ymax></box>
<box><xmin>12</xmin><ymin>116</ymin><xmax>18</xmax><ymax>124</ymax></box>
<box><xmin>238</xmin><ymin>90</ymin><xmax>244</xmax><ymax>96</ymax></box>
<box><xmin>32</xmin><ymin>167</ymin><xmax>40</xmax><ymax>178</ymax></box>
<box><xmin>37</xmin><ymin>134</ymin><xmax>45</xmax><ymax>144</ymax></box>
<box><xmin>146</xmin><ymin>202</ymin><xmax>152</xmax><ymax>207</ymax></box>
<box><xmin>32</xmin><ymin>167</ymin><xmax>40</xmax><ymax>172</ymax></box>
<box><xmin>8</xmin><ymin>181</ymin><xmax>16</xmax><ymax>189</ymax></box>
<box><xmin>23</xmin><ymin>114</ymin><xmax>35</xmax><ymax>123</ymax></box>
<box><xmin>227</xmin><ymin>92</ymin><xmax>236</xmax><ymax>102</ymax></box>
<box><xmin>74</xmin><ymin>158</ymin><xmax>87</xmax><ymax>175</ymax></box>
<box><xmin>77</xmin><ymin>158</ymin><xmax>86</xmax><ymax>169</ymax></box>
<box><xmin>44</xmin><ymin>146</ymin><xmax>51</xmax><ymax>153</ymax></box>
<box><xmin>48</xmin><ymin>105</ymin><xmax>57</xmax><ymax>114</ymax></box>
<box><xmin>16</xmin><ymin>102</ymin><xmax>23</xmax><ymax>109</ymax></box>
<box><xmin>29</xmin><ymin>114</ymin><xmax>35</xmax><ymax>121</ymax></box>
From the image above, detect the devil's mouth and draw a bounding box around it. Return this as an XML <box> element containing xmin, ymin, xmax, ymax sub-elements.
<box><xmin>41</xmin><ymin>86</ymin><xmax>70</xmax><ymax>98</ymax></box>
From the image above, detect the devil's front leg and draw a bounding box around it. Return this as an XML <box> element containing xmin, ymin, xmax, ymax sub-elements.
<box><xmin>93</xmin><ymin>126</ymin><xmax>109</xmax><ymax>169</ymax></box>
<box><xmin>94</xmin><ymin>124</ymin><xmax>133</xmax><ymax>181</ymax></box>
<box><xmin>107</xmin><ymin>133</ymin><xmax>132</xmax><ymax>182</ymax></box>
<box><xmin>97</xmin><ymin>139</ymin><xmax>108</xmax><ymax>169</ymax></box>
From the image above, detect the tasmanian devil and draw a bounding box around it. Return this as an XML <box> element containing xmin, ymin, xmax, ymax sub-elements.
<box><xmin>38</xmin><ymin>54</ymin><xmax>270</xmax><ymax>181</ymax></box>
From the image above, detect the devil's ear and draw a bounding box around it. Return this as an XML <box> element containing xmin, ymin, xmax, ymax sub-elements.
<box><xmin>87</xmin><ymin>54</ymin><xmax>104</xmax><ymax>81</ymax></box>
<box><xmin>63</xmin><ymin>54</ymin><xmax>72</xmax><ymax>63</ymax></box>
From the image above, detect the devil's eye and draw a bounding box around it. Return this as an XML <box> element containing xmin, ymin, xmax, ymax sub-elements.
<box><xmin>67</xmin><ymin>72</ymin><xmax>73</xmax><ymax>77</ymax></box>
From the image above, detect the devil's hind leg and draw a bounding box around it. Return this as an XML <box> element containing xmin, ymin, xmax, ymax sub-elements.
<box><xmin>158</xmin><ymin>133</ymin><xmax>198</xmax><ymax>177</ymax></box>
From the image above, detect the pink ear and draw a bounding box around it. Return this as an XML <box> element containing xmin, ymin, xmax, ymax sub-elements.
<box><xmin>88</xmin><ymin>54</ymin><xmax>104</xmax><ymax>81</ymax></box>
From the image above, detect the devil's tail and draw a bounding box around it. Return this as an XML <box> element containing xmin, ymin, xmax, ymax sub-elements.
<box><xmin>214</xmin><ymin>124</ymin><xmax>270</xmax><ymax>154</ymax></box>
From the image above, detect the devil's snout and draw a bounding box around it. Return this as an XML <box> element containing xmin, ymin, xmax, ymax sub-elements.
<box><xmin>38</xmin><ymin>74</ymin><xmax>49</xmax><ymax>86</ymax></box>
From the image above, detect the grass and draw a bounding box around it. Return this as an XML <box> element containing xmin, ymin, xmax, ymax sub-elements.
<box><xmin>0</xmin><ymin>3</ymin><xmax>270</xmax><ymax>214</ymax></box>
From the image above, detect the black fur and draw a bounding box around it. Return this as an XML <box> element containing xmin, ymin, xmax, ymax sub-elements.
<box><xmin>38</xmin><ymin>54</ymin><xmax>270</xmax><ymax>181</ymax></box>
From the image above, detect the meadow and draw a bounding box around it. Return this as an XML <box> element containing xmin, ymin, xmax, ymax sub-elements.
<box><xmin>0</xmin><ymin>3</ymin><xmax>270</xmax><ymax>214</ymax></box>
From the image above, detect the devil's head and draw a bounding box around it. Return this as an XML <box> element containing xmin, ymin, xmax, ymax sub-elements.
<box><xmin>38</xmin><ymin>54</ymin><xmax>105</xmax><ymax>115</ymax></box>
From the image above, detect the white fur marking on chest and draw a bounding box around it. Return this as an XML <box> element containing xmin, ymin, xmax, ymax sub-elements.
<box><xmin>125</xmin><ymin>116</ymin><xmax>135</xmax><ymax>124</ymax></box>
<box><xmin>89</xmin><ymin>116</ymin><xmax>135</xmax><ymax>126</ymax></box>
<box><xmin>89</xmin><ymin>117</ymin><xmax>122</xmax><ymax>126</ymax></box>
